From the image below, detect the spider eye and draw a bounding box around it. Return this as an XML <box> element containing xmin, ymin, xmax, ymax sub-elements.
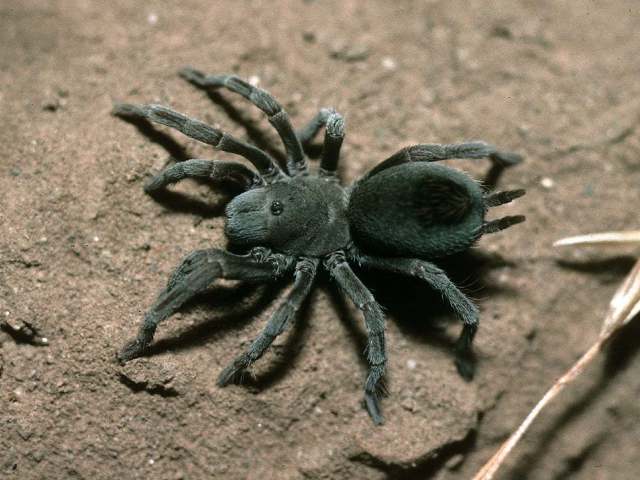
<box><xmin>270</xmin><ymin>200</ymin><xmax>283</xmax><ymax>216</ymax></box>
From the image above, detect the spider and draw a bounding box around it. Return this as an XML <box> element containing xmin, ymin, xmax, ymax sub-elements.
<box><xmin>113</xmin><ymin>67</ymin><xmax>525</xmax><ymax>425</ymax></box>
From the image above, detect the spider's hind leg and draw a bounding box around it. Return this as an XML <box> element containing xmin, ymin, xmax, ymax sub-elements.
<box><xmin>480</xmin><ymin>215</ymin><xmax>526</xmax><ymax>235</ymax></box>
<box><xmin>484</xmin><ymin>189</ymin><xmax>526</xmax><ymax>207</ymax></box>
<box><xmin>326</xmin><ymin>252</ymin><xmax>387</xmax><ymax>425</ymax></box>
<box><xmin>350</xmin><ymin>252</ymin><xmax>479</xmax><ymax>381</ymax></box>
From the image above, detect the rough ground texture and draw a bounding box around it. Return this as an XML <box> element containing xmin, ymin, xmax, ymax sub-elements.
<box><xmin>1</xmin><ymin>1</ymin><xmax>639</xmax><ymax>479</ymax></box>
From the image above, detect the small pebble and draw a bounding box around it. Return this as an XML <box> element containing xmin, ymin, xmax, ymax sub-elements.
<box><xmin>302</xmin><ymin>31</ymin><xmax>316</xmax><ymax>43</ymax></box>
<box><xmin>330</xmin><ymin>43</ymin><xmax>370</xmax><ymax>62</ymax></box>
<box><xmin>540</xmin><ymin>177</ymin><xmax>554</xmax><ymax>189</ymax></box>
<box><xmin>381</xmin><ymin>57</ymin><xmax>397</xmax><ymax>71</ymax></box>
<box><xmin>492</xmin><ymin>25</ymin><xmax>514</xmax><ymax>39</ymax></box>
<box><xmin>400</xmin><ymin>397</ymin><xmax>416</xmax><ymax>412</ymax></box>
<box><xmin>147</xmin><ymin>13</ymin><xmax>158</xmax><ymax>25</ymax></box>
<box><xmin>248</xmin><ymin>75</ymin><xmax>261</xmax><ymax>87</ymax></box>
<box><xmin>497</xmin><ymin>272</ymin><xmax>510</xmax><ymax>284</ymax></box>
<box><xmin>382</xmin><ymin>57</ymin><xmax>398</xmax><ymax>70</ymax></box>
<box><xmin>42</xmin><ymin>98</ymin><xmax>60</xmax><ymax>112</ymax></box>
<box><xmin>406</xmin><ymin>359</ymin><xmax>417</xmax><ymax>370</ymax></box>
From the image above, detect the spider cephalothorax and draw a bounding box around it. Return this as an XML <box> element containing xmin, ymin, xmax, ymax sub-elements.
<box><xmin>114</xmin><ymin>67</ymin><xmax>525</xmax><ymax>424</ymax></box>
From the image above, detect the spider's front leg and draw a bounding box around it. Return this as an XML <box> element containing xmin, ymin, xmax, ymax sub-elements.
<box><xmin>325</xmin><ymin>251</ymin><xmax>387</xmax><ymax>425</ymax></box>
<box><xmin>296</xmin><ymin>108</ymin><xmax>345</xmax><ymax>179</ymax></box>
<box><xmin>217</xmin><ymin>257</ymin><xmax>319</xmax><ymax>386</ymax></box>
<box><xmin>179</xmin><ymin>67</ymin><xmax>307</xmax><ymax>175</ymax></box>
<box><xmin>350</xmin><ymin>251</ymin><xmax>479</xmax><ymax>380</ymax></box>
<box><xmin>143</xmin><ymin>159</ymin><xmax>261</xmax><ymax>194</ymax></box>
<box><xmin>117</xmin><ymin>248</ymin><xmax>294</xmax><ymax>363</ymax></box>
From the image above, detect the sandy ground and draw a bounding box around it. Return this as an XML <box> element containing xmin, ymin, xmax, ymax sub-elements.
<box><xmin>1</xmin><ymin>1</ymin><xmax>639</xmax><ymax>479</ymax></box>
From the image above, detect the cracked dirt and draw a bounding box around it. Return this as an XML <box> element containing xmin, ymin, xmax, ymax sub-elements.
<box><xmin>1</xmin><ymin>1</ymin><xmax>639</xmax><ymax>479</ymax></box>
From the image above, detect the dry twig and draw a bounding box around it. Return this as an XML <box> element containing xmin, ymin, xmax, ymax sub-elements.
<box><xmin>473</xmin><ymin>230</ymin><xmax>640</xmax><ymax>480</ymax></box>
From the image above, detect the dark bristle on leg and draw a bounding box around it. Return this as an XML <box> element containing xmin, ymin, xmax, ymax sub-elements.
<box><xmin>485</xmin><ymin>189</ymin><xmax>526</xmax><ymax>207</ymax></box>
<box><xmin>482</xmin><ymin>215</ymin><xmax>526</xmax><ymax>234</ymax></box>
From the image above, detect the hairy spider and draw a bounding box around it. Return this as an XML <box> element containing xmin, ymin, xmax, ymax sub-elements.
<box><xmin>113</xmin><ymin>67</ymin><xmax>525</xmax><ymax>425</ymax></box>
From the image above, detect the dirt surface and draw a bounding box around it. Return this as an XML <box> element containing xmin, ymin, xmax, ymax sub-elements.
<box><xmin>2</xmin><ymin>1</ymin><xmax>640</xmax><ymax>479</ymax></box>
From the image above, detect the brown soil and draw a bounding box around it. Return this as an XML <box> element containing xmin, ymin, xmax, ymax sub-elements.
<box><xmin>2</xmin><ymin>1</ymin><xmax>639</xmax><ymax>479</ymax></box>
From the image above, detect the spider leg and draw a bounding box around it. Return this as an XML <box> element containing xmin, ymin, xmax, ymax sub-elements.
<box><xmin>351</xmin><ymin>251</ymin><xmax>479</xmax><ymax>381</ymax></box>
<box><xmin>480</xmin><ymin>215</ymin><xmax>526</xmax><ymax>234</ymax></box>
<box><xmin>295</xmin><ymin>108</ymin><xmax>345</xmax><ymax>179</ymax></box>
<box><xmin>217</xmin><ymin>257</ymin><xmax>319</xmax><ymax>386</ymax></box>
<box><xmin>325</xmin><ymin>251</ymin><xmax>386</xmax><ymax>425</ymax></box>
<box><xmin>484</xmin><ymin>189</ymin><xmax>525</xmax><ymax>207</ymax></box>
<box><xmin>112</xmin><ymin>103</ymin><xmax>284</xmax><ymax>182</ymax></box>
<box><xmin>365</xmin><ymin>141</ymin><xmax>523</xmax><ymax>179</ymax></box>
<box><xmin>296</xmin><ymin>108</ymin><xmax>334</xmax><ymax>147</ymax></box>
<box><xmin>319</xmin><ymin>111</ymin><xmax>345</xmax><ymax>179</ymax></box>
<box><xmin>144</xmin><ymin>159</ymin><xmax>262</xmax><ymax>194</ymax></box>
<box><xmin>117</xmin><ymin>248</ymin><xmax>295</xmax><ymax>363</ymax></box>
<box><xmin>179</xmin><ymin>67</ymin><xmax>306</xmax><ymax>176</ymax></box>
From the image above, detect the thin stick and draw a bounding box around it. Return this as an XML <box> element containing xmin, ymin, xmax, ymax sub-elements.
<box><xmin>553</xmin><ymin>230</ymin><xmax>640</xmax><ymax>248</ymax></box>
<box><xmin>472</xmin><ymin>341</ymin><xmax>602</xmax><ymax>480</ymax></box>
<box><xmin>473</xmin><ymin>257</ymin><xmax>640</xmax><ymax>480</ymax></box>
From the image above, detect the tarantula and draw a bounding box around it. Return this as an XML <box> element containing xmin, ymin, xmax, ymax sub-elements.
<box><xmin>114</xmin><ymin>67</ymin><xmax>525</xmax><ymax>425</ymax></box>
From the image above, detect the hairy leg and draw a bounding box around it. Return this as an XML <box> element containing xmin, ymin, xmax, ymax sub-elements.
<box><xmin>296</xmin><ymin>108</ymin><xmax>333</xmax><ymax>147</ymax></box>
<box><xmin>179</xmin><ymin>67</ymin><xmax>306</xmax><ymax>175</ymax></box>
<box><xmin>217</xmin><ymin>257</ymin><xmax>319</xmax><ymax>386</ymax></box>
<box><xmin>118</xmin><ymin>248</ymin><xmax>294</xmax><ymax>363</ymax></box>
<box><xmin>480</xmin><ymin>215</ymin><xmax>526</xmax><ymax>235</ymax></box>
<box><xmin>484</xmin><ymin>189</ymin><xmax>526</xmax><ymax>207</ymax></box>
<box><xmin>352</xmin><ymin>251</ymin><xmax>479</xmax><ymax>380</ymax></box>
<box><xmin>325</xmin><ymin>251</ymin><xmax>386</xmax><ymax>425</ymax></box>
<box><xmin>319</xmin><ymin>111</ymin><xmax>345</xmax><ymax>178</ymax></box>
<box><xmin>144</xmin><ymin>159</ymin><xmax>261</xmax><ymax>193</ymax></box>
<box><xmin>366</xmin><ymin>141</ymin><xmax>523</xmax><ymax>179</ymax></box>
<box><xmin>112</xmin><ymin>103</ymin><xmax>283</xmax><ymax>182</ymax></box>
<box><xmin>295</xmin><ymin>108</ymin><xmax>345</xmax><ymax>178</ymax></box>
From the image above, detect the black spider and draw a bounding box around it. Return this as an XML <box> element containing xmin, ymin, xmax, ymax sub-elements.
<box><xmin>113</xmin><ymin>67</ymin><xmax>525</xmax><ymax>425</ymax></box>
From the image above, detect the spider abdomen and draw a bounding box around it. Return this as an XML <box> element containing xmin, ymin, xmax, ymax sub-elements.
<box><xmin>347</xmin><ymin>163</ymin><xmax>486</xmax><ymax>259</ymax></box>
